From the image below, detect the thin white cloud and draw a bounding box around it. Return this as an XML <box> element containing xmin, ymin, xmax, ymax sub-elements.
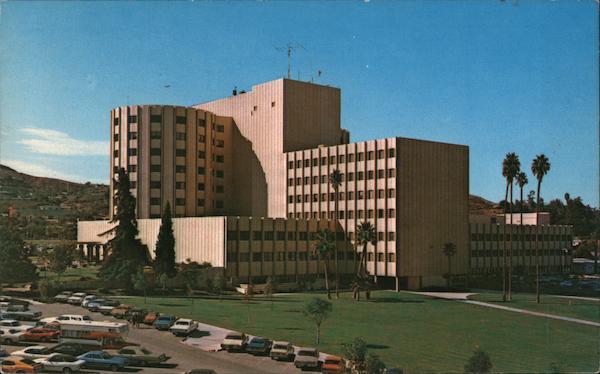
<box><xmin>18</xmin><ymin>127</ymin><xmax>108</xmax><ymax>156</ymax></box>
<box><xmin>2</xmin><ymin>159</ymin><xmax>105</xmax><ymax>184</ymax></box>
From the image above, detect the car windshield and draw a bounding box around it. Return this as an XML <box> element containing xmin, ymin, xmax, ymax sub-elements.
<box><xmin>273</xmin><ymin>344</ymin><xmax>288</xmax><ymax>350</ymax></box>
<box><xmin>3</xmin><ymin>321</ymin><xmax>18</xmax><ymax>326</ymax></box>
<box><xmin>158</xmin><ymin>316</ymin><xmax>171</xmax><ymax>321</ymax></box>
<box><xmin>141</xmin><ymin>348</ymin><xmax>152</xmax><ymax>354</ymax></box>
<box><xmin>298</xmin><ymin>350</ymin><xmax>317</xmax><ymax>357</ymax></box>
<box><xmin>325</xmin><ymin>359</ymin><xmax>341</xmax><ymax>365</ymax></box>
<box><xmin>252</xmin><ymin>339</ymin><xmax>265</xmax><ymax>344</ymax></box>
<box><xmin>225</xmin><ymin>334</ymin><xmax>242</xmax><ymax>340</ymax></box>
<box><xmin>83</xmin><ymin>316</ymin><xmax>92</xmax><ymax>321</ymax></box>
<box><xmin>21</xmin><ymin>358</ymin><xmax>36</xmax><ymax>364</ymax></box>
<box><xmin>176</xmin><ymin>321</ymin><xmax>189</xmax><ymax>325</ymax></box>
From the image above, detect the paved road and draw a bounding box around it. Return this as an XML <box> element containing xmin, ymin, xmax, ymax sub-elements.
<box><xmin>4</xmin><ymin>302</ymin><xmax>306</xmax><ymax>374</ymax></box>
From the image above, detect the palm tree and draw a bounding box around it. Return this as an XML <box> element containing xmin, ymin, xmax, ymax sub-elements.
<box><xmin>356</xmin><ymin>221</ymin><xmax>376</xmax><ymax>277</ymax></box>
<box><xmin>443</xmin><ymin>242</ymin><xmax>456</xmax><ymax>289</ymax></box>
<box><xmin>329</xmin><ymin>169</ymin><xmax>342</xmax><ymax>299</ymax></box>
<box><xmin>532</xmin><ymin>154</ymin><xmax>550</xmax><ymax>304</ymax></box>
<box><xmin>516</xmin><ymin>172</ymin><xmax>528</xmax><ymax>272</ymax></box>
<box><xmin>502</xmin><ymin>152</ymin><xmax>520</xmax><ymax>301</ymax></box>
<box><xmin>313</xmin><ymin>229</ymin><xmax>334</xmax><ymax>300</ymax></box>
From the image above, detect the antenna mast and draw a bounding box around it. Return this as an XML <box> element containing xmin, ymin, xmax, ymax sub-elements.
<box><xmin>275</xmin><ymin>42</ymin><xmax>305</xmax><ymax>79</ymax></box>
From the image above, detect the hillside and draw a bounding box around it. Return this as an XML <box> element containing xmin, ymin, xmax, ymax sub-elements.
<box><xmin>469</xmin><ymin>194</ymin><xmax>501</xmax><ymax>216</ymax></box>
<box><xmin>0</xmin><ymin>164</ymin><xmax>109</xmax><ymax>240</ymax></box>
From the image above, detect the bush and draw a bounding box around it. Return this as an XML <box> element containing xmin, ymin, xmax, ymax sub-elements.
<box><xmin>464</xmin><ymin>346</ymin><xmax>493</xmax><ymax>374</ymax></box>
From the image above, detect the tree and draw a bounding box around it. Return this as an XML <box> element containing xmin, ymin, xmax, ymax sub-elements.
<box><xmin>303</xmin><ymin>297</ymin><xmax>332</xmax><ymax>344</ymax></box>
<box><xmin>153</xmin><ymin>202</ymin><xmax>177</xmax><ymax>278</ymax></box>
<box><xmin>502</xmin><ymin>152</ymin><xmax>520</xmax><ymax>301</ymax></box>
<box><xmin>464</xmin><ymin>346</ymin><xmax>493</xmax><ymax>374</ymax></box>
<box><xmin>329</xmin><ymin>169</ymin><xmax>342</xmax><ymax>299</ymax></box>
<box><xmin>516</xmin><ymin>172</ymin><xmax>528</xmax><ymax>271</ymax></box>
<box><xmin>342</xmin><ymin>337</ymin><xmax>367</xmax><ymax>372</ymax></box>
<box><xmin>532</xmin><ymin>154</ymin><xmax>550</xmax><ymax>304</ymax></box>
<box><xmin>264</xmin><ymin>276</ymin><xmax>276</xmax><ymax>309</ymax></box>
<box><xmin>313</xmin><ymin>229</ymin><xmax>335</xmax><ymax>300</ymax></box>
<box><xmin>157</xmin><ymin>272</ymin><xmax>168</xmax><ymax>295</ymax></box>
<box><xmin>365</xmin><ymin>353</ymin><xmax>386</xmax><ymax>374</ymax></box>
<box><xmin>213</xmin><ymin>271</ymin><xmax>227</xmax><ymax>301</ymax></box>
<box><xmin>0</xmin><ymin>220</ymin><xmax>38</xmax><ymax>284</ymax></box>
<box><xmin>100</xmin><ymin>168</ymin><xmax>148</xmax><ymax>289</ymax></box>
<box><xmin>443</xmin><ymin>242</ymin><xmax>456</xmax><ymax>288</ymax></box>
<box><xmin>132</xmin><ymin>267</ymin><xmax>150</xmax><ymax>304</ymax></box>
<box><xmin>47</xmin><ymin>243</ymin><xmax>76</xmax><ymax>282</ymax></box>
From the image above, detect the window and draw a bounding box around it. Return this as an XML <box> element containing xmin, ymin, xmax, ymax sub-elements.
<box><xmin>277</xmin><ymin>231</ymin><xmax>285</xmax><ymax>240</ymax></box>
<box><xmin>198</xmin><ymin>135</ymin><xmax>205</xmax><ymax>143</ymax></box>
<box><xmin>304</xmin><ymin>177</ymin><xmax>310</xmax><ymax>185</ymax></box>
<box><xmin>299</xmin><ymin>232</ymin><xmax>308</xmax><ymax>241</ymax></box>
<box><xmin>198</xmin><ymin>167</ymin><xmax>205</xmax><ymax>175</ymax></box>
<box><xmin>176</xmin><ymin>132</ymin><xmax>186</xmax><ymax>140</ymax></box>
<box><xmin>264</xmin><ymin>231</ymin><xmax>274</xmax><ymax>241</ymax></box>
<box><xmin>151</xmin><ymin>131</ymin><xmax>161</xmax><ymax>139</ymax></box>
<box><xmin>378</xmin><ymin>150</ymin><xmax>384</xmax><ymax>159</ymax></box>
<box><xmin>304</xmin><ymin>194</ymin><xmax>310</xmax><ymax>202</ymax></box>
<box><xmin>175</xmin><ymin>116</ymin><xmax>186</xmax><ymax>124</ymax></box>
<box><xmin>313</xmin><ymin>194</ymin><xmax>318</xmax><ymax>202</ymax></box>
<box><xmin>339</xmin><ymin>210</ymin><xmax>345</xmax><ymax>219</ymax></box>
<box><xmin>127</xmin><ymin>148</ymin><xmax>137</xmax><ymax>156</ymax></box>
<box><xmin>216</xmin><ymin>124</ymin><xmax>225</xmax><ymax>132</ymax></box>
<box><xmin>264</xmin><ymin>252</ymin><xmax>273</xmax><ymax>261</ymax></box>
<box><xmin>388</xmin><ymin>209</ymin><xmax>395</xmax><ymax>217</ymax></box>
<box><xmin>198</xmin><ymin>119</ymin><xmax>206</xmax><ymax>127</ymax></box>
<box><xmin>215</xmin><ymin>139</ymin><xmax>225</xmax><ymax>148</ymax></box>
<box><xmin>368</xmin><ymin>210</ymin><xmax>374</xmax><ymax>218</ymax></box>
<box><xmin>388</xmin><ymin>232</ymin><xmax>395</xmax><ymax>241</ymax></box>
<box><xmin>312</xmin><ymin>158</ymin><xmax>318</xmax><ymax>166</ymax></box>
<box><xmin>151</xmin><ymin>164</ymin><xmax>161</xmax><ymax>172</ymax></box>
<box><xmin>367</xmin><ymin>170</ymin><xmax>374</xmax><ymax>180</ymax></box>
<box><xmin>358</xmin><ymin>210</ymin><xmax>364</xmax><ymax>219</ymax></box>
<box><xmin>388</xmin><ymin>148</ymin><xmax>395</xmax><ymax>158</ymax></box>
<box><xmin>239</xmin><ymin>231</ymin><xmax>250</xmax><ymax>240</ymax></box>
<box><xmin>320</xmin><ymin>175</ymin><xmax>327</xmax><ymax>183</ymax></box>
<box><xmin>377</xmin><ymin>253</ymin><xmax>384</xmax><ymax>262</ymax></box>
<box><xmin>239</xmin><ymin>253</ymin><xmax>250</xmax><ymax>262</ymax></box>
<box><xmin>296</xmin><ymin>160</ymin><xmax>302</xmax><ymax>168</ymax></box>
<box><xmin>348</xmin><ymin>210</ymin><xmax>354</xmax><ymax>219</ymax></box>
<box><xmin>216</xmin><ymin>155</ymin><xmax>224</xmax><ymax>163</ymax></box>
<box><xmin>198</xmin><ymin>183</ymin><xmax>205</xmax><ymax>191</ymax></box>
<box><xmin>339</xmin><ymin>192</ymin><xmax>345</xmax><ymax>200</ymax></box>
<box><xmin>151</xmin><ymin>114</ymin><xmax>162</xmax><ymax>123</ymax></box>
<box><xmin>296</xmin><ymin>177</ymin><xmax>301</xmax><ymax>185</ymax></box>
<box><xmin>367</xmin><ymin>190</ymin><xmax>374</xmax><ymax>199</ymax></box>
<box><xmin>339</xmin><ymin>154</ymin><xmax>345</xmax><ymax>163</ymax></box>
<box><xmin>216</xmin><ymin>170</ymin><xmax>224</xmax><ymax>178</ymax></box>
<box><xmin>330</xmin><ymin>156</ymin><xmax>336</xmax><ymax>164</ymax></box>
<box><xmin>197</xmin><ymin>199</ymin><xmax>205</xmax><ymax>207</ymax></box>
<box><xmin>388</xmin><ymin>189</ymin><xmax>396</xmax><ymax>198</ymax></box>
<box><xmin>216</xmin><ymin>185</ymin><xmax>224</xmax><ymax>193</ymax></box>
<box><xmin>357</xmin><ymin>191</ymin><xmax>364</xmax><ymax>200</ymax></box>
<box><xmin>151</xmin><ymin>148</ymin><xmax>161</xmax><ymax>156</ymax></box>
<box><xmin>288</xmin><ymin>252</ymin><xmax>297</xmax><ymax>261</ymax></box>
<box><xmin>113</xmin><ymin>117</ymin><xmax>120</xmax><ymax>126</ymax></box>
<box><xmin>151</xmin><ymin>181</ymin><xmax>161</xmax><ymax>189</ymax></box>
<box><xmin>175</xmin><ymin>149</ymin><xmax>186</xmax><ymax>157</ymax></box>
<box><xmin>198</xmin><ymin>151</ymin><xmax>205</xmax><ymax>159</ymax></box>
<box><xmin>357</xmin><ymin>171</ymin><xmax>364</xmax><ymax>180</ymax></box>
<box><xmin>378</xmin><ymin>209</ymin><xmax>384</xmax><ymax>218</ymax></box>
<box><xmin>357</xmin><ymin>152</ymin><xmax>364</xmax><ymax>161</ymax></box>
<box><xmin>367</xmin><ymin>252</ymin><xmax>373</xmax><ymax>261</ymax></box>
<box><xmin>321</xmin><ymin>193</ymin><xmax>326</xmax><ymax>201</ymax></box>
<box><xmin>367</xmin><ymin>151</ymin><xmax>374</xmax><ymax>160</ymax></box>
<box><xmin>378</xmin><ymin>169</ymin><xmax>385</xmax><ymax>179</ymax></box>
<box><xmin>113</xmin><ymin>134</ymin><xmax>119</xmax><ymax>141</ymax></box>
<box><xmin>127</xmin><ymin>165</ymin><xmax>137</xmax><ymax>173</ymax></box>
<box><xmin>150</xmin><ymin>198</ymin><xmax>160</xmax><ymax>205</ymax></box>
<box><xmin>388</xmin><ymin>253</ymin><xmax>395</xmax><ymax>262</ymax></box>
<box><xmin>347</xmin><ymin>191</ymin><xmax>354</xmax><ymax>200</ymax></box>
<box><xmin>312</xmin><ymin>176</ymin><xmax>319</xmax><ymax>184</ymax></box>
<box><xmin>271</xmin><ymin>101</ymin><xmax>276</xmax><ymax>107</ymax></box>
<box><xmin>377</xmin><ymin>189</ymin><xmax>384</xmax><ymax>198</ymax></box>
<box><xmin>253</xmin><ymin>105</ymin><xmax>258</xmax><ymax>111</ymax></box>
<box><xmin>130</xmin><ymin>181</ymin><xmax>136</xmax><ymax>189</ymax></box>
<box><xmin>348</xmin><ymin>154</ymin><xmax>355</xmax><ymax>162</ymax></box>
<box><xmin>128</xmin><ymin>132</ymin><xmax>137</xmax><ymax>140</ymax></box>
<box><xmin>387</xmin><ymin>169</ymin><xmax>396</xmax><ymax>178</ymax></box>
<box><xmin>288</xmin><ymin>178</ymin><xmax>294</xmax><ymax>186</ymax></box>
<box><xmin>288</xmin><ymin>161</ymin><xmax>294</xmax><ymax>169</ymax></box>
<box><xmin>296</xmin><ymin>195</ymin><xmax>302</xmax><ymax>203</ymax></box>
<box><xmin>348</xmin><ymin>172</ymin><xmax>354</xmax><ymax>182</ymax></box>
<box><xmin>175</xmin><ymin>198</ymin><xmax>185</xmax><ymax>206</ymax></box>
<box><xmin>299</xmin><ymin>252</ymin><xmax>307</xmax><ymax>261</ymax></box>
<box><xmin>253</xmin><ymin>231</ymin><xmax>262</xmax><ymax>240</ymax></box>
<box><xmin>378</xmin><ymin>232</ymin><xmax>384</xmax><ymax>241</ymax></box>
<box><xmin>176</xmin><ymin>182</ymin><xmax>185</xmax><ymax>189</ymax></box>
<box><xmin>304</xmin><ymin>159</ymin><xmax>310</xmax><ymax>168</ymax></box>
<box><xmin>175</xmin><ymin>165</ymin><xmax>185</xmax><ymax>173</ymax></box>
<box><xmin>321</xmin><ymin>157</ymin><xmax>327</xmax><ymax>165</ymax></box>
<box><xmin>288</xmin><ymin>231</ymin><xmax>296</xmax><ymax>240</ymax></box>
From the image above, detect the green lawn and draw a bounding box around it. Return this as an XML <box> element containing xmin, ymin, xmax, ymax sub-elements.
<box><xmin>41</xmin><ymin>265</ymin><xmax>100</xmax><ymax>282</ymax></box>
<box><xmin>471</xmin><ymin>292</ymin><xmax>600</xmax><ymax>323</ymax></box>
<box><xmin>121</xmin><ymin>291</ymin><xmax>599</xmax><ymax>373</ymax></box>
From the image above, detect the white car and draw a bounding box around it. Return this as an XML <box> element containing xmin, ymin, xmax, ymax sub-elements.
<box><xmin>10</xmin><ymin>345</ymin><xmax>53</xmax><ymax>360</ymax></box>
<box><xmin>220</xmin><ymin>332</ymin><xmax>248</xmax><ymax>352</ymax></box>
<box><xmin>0</xmin><ymin>329</ymin><xmax>25</xmax><ymax>344</ymax></box>
<box><xmin>270</xmin><ymin>340</ymin><xmax>295</xmax><ymax>361</ymax></box>
<box><xmin>67</xmin><ymin>293</ymin><xmax>87</xmax><ymax>305</ymax></box>
<box><xmin>0</xmin><ymin>320</ymin><xmax>30</xmax><ymax>332</ymax></box>
<box><xmin>169</xmin><ymin>319</ymin><xmax>198</xmax><ymax>337</ymax></box>
<box><xmin>40</xmin><ymin>314</ymin><xmax>92</xmax><ymax>325</ymax></box>
<box><xmin>81</xmin><ymin>295</ymin><xmax>97</xmax><ymax>307</ymax></box>
<box><xmin>34</xmin><ymin>353</ymin><xmax>85</xmax><ymax>373</ymax></box>
<box><xmin>294</xmin><ymin>347</ymin><xmax>320</xmax><ymax>370</ymax></box>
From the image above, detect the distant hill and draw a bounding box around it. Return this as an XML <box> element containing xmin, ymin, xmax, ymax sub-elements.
<box><xmin>0</xmin><ymin>164</ymin><xmax>109</xmax><ymax>240</ymax></box>
<box><xmin>469</xmin><ymin>194</ymin><xmax>501</xmax><ymax>216</ymax></box>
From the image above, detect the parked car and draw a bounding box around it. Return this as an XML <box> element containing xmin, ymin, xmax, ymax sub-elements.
<box><xmin>169</xmin><ymin>319</ymin><xmax>198</xmax><ymax>337</ymax></box>
<box><xmin>86</xmin><ymin>299</ymin><xmax>106</xmax><ymax>312</ymax></box>
<box><xmin>98</xmin><ymin>301</ymin><xmax>121</xmax><ymax>315</ymax></box>
<box><xmin>10</xmin><ymin>346</ymin><xmax>53</xmax><ymax>361</ymax></box>
<box><xmin>49</xmin><ymin>343</ymin><xmax>96</xmax><ymax>357</ymax></box>
<box><xmin>269</xmin><ymin>341</ymin><xmax>295</xmax><ymax>361</ymax></box>
<box><xmin>106</xmin><ymin>346</ymin><xmax>169</xmax><ymax>366</ymax></box>
<box><xmin>110</xmin><ymin>306</ymin><xmax>132</xmax><ymax>319</ymax></box>
<box><xmin>0</xmin><ymin>310</ymin><xmax>42</xmax><ymax>322</ymax></box>
<box><xmin>0</xmin><ymin>320</ymin><xmax>30</xmax><ymax>332</ymax></box>
<box><xmin>67</xmin><ymin>293</ymin><xmax>87</xmax><ymax>305</ymax></box>
<box><xmin>294</xmin><ymin>347</ymin><xmax>320</xmax><ymax>370</ymax></box>
<box><xmin>321</xmin><ymin>355</ymin><xmax>345</xmax><ymax>374</ymax></box>
<box><xmin>53</xmin><ymin>292</ymin><xmax>73</xmax><ymax>304</ymax></box>
<box><xmin>0</xmin><ymin>329</ymin><xmax>25</xmax><ymax>345</ymax></box>
<box><xmin>0</xmin><ymin>348</ymin><xmax>8</xmax><ymax>358</ymax></box>
<box><xmin>40</xmin><ymin>314</ymin><xmax>92</xmax><ymax>325</ymax></box>
<box><xmin>0</xmin><ymin>356</ymin><xmax>43</xmax><ymax>373</ymax></box>
<box><xmin>153</xmin><ymin>315</ymin><xmax>176</xmax><ymax>330</ymax></box>
<box><xmin>21</xmin><ymin>328</ymin><xmax>60</xmax><ymax>342</ymax></box>
<box><xmin>184</xmin><ymin>370</ymin><xmax>218</xmax><ymax>374</ymax></box>
<box><xmin>245</xmin><ymin>337</ymin><xmax>272</xmax><ymax>355</ymax></box>
<box><xmin>77</xmin><ymin>351</ymin><xmax>127</xmax><ymax>372</ymax></box>
<box><xmin>81</xmin><ymin>295</ymin><xmax>97</xmax><ymax>308</ymax></box>
<box><xmin>143</xmin><ymin>312</ymin><xmax>160</xmax><ymax>325</ymax></box>
<box><xmin>33</xmin><ymin>353</ymin><xmax>85</xmax><ymax>373</ymax></box>
<box><xmin>220</xmin><ymin>332</ymin><xmax>248</xmax><ymax>352</ymax></box>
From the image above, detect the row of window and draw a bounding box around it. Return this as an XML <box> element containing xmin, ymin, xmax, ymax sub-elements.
<box><xmin>471</xmin><ymin>249</ymin><xmax>568</xmax><ymax>257</ymax></box>
<box><xmin>228</xmin><ymin>251</ymin><xmax>395</xmax><ymax>263</ymax></box>
<box><xmin>288</xmin><ymin>206</ymin><xmax>396</xmax><ymax>220</ymax></box>
<box><xmin>288</xmin><ymin>169</ymin><xmax>396</xmax><ymax>186</ymax></box>
<box><xmin>149</xmin><ymin>198</ymin><xmax>224</xmax><ymax>209</ymax></box>
<box><xmin>288</xmin><ymin>149</ymin><xmax>396</xmax><ymax>169</ymax></box>
<box><xmin>471</xmin><ymin>233</ymin><xmax>571</xmax><ymax>242</ymax></box>
<box><xmin>228</xmin><ymin>230</ymin><xmax>346</xmax><ymax>241</ymax></box>
<box><xmin>289</xmin><ymin>189</ymin><xmax>396</xmax><ymax>204</ymax></box>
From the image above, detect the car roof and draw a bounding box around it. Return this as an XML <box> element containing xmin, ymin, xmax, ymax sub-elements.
<box><xmin>325</xmin><ymin>355</ymin><xmax>342</xmax><ymax>360</ymax></box>
<box><xmin>24</xmin><ymin>345</ymin><xmax>48</xmax><ymax>350</ymax></box>
<box><xmin>298</xmin><ymin>347</ymin><xmax>317</xmax><ymax>351</ymax></box>
<box><xmin>0</xmin><ymin>319</ymin><xmax>19</xmax><ymax>323</ymax></box>
<box><xmin>176</xmin><ymin>318</ymin><xmax>192</xmax><ymax>322</ymax></box>
<box><xmin>272</xmin><ymin>341</ymin><xmax>291</xmax><ymax>345</ymax></box>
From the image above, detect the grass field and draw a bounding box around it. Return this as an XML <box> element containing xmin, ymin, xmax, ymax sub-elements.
<box><xmin>471</xmin><ymin>292</ymin><xmax>600</xmax><ymax>323</ymax></box>
<box><xmin>40</xmin><ymin>265</ymin><xmax>100</xmax><ymax>282</ymax></box>
<box><xmin>121</xmin><ymin>291</ymin><xmax>600</xmax><ymax>373</ymax></box>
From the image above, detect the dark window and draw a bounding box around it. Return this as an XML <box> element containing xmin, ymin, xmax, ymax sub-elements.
<box><xmin>387</xmin><ymin>169</ymin><xmax>396</xmax><ymax>178</ymax></box>
<box><xmin>198</xmin><ymin>119</ymin><xmax>206</xmax><ymax>127</ymax></box>
<box><xmin>128</xmin><ymin>115</ymin><xmax>137</xmax><ymax>123</ymax></box>
<box><xmin>288</xmin><ymin>161</ymin><xmax>294</xmax><ymax>169</ymax></box>
<box><xmin>253</xmin><ymin>231</ymin><xmax>262</xmax><ymax>241</ymax></box>
<box><xmin>130</xmin><ymin>181</ymin><xmax>136</xmax><ymax>188</ymax></box>
<box><xmin>216</xmin><ymin>185</ymin><xmax>224</xmax><ymax>193</ymax></box>
<box><xmin>287</xmin><ymin>252</ymin><xmax>297</xmax><ymax>261</ymax></box>
<box><xmin>175</xmin><ymin>165</ymin><xmax>185</xmax><ymax>173</ymax></box>
<box><xmin>288</xmin><ymin>232</ymin><xmax>296</xmax><ymax>240</ymax></box>
<box><xmin>151</xmin><ymin>164</ymin><xmax>161</xmax><ymax>172</ymax></box>
<box><xmin>388</xmin><ymin>148</ymin><xmax>395</xmax><ymax>158</ymax></box>
<box><xmin>252</xmin><ymin>253</ymin><xmax>262</xmax><ymax>262</ymax></box>
<box><xmin>367</xmin><ymin>151</ymin><xmax>374</xmax><ymax>160</ymax></box>
<box><xmin>150</xmin><ymin>114</ymin><xmax>162</xmax><ymax>123</ymax></box>
<box><xmin>127</xmin><ymin>165</ymin><xmax>137</xmax><ymax>172</ymax></box>
<box><xmin>113</xmin><ymin>134</ymin><xmax>119</xmax><ymax>141</ymax></box>
<box><xmin>176</xmin><ymin>132</ymin><xmax>186</xmax><ymax>140</ymax></box>
<box><xmin>264</xmin><ymin>252</ymin><xmax>273</xmax><ymax>261</ymax></box>
<box><xmin>198</xmin><ymin>167</ymin><xmax>205</xmax><ymax>175</ymax></box>
<box><xmin>150</xmin><ymin>181</ymin><xmax>161</xmax><ymax>189</ymax></box>
<box><xmin>348</xmin><ymin>154</ymin><xmax>355</xmax><ymax>162</ymax></box>
<box><xmin>216</xmin><ymin>170</ymin><xmax>224</xmax><ymax>178</ymax></box>
<box><xmin>150</xmin><ymin>198</ymin><xmax>160</xmax><ymax>205</ymax></box>
<box><xmin>176</xmin><ymin>182</ymin><xmax>185</xmax><ymax>189</ymax></box>
<box><xmin>216</xmin><ymin>155</ymin><xmax>224</xmax><ymax>163</ymax></box>
<box><xmin>239</xmin><ymin>252</ymin><xmax>249</xmax><ymax>262</ymax></box>
<box><xmin>357</xmin><ymin>152</ymin><xmax>364</xmax><ymax>161</ymax></box>
<box><xmin>378</xmin><ymin>150</ymin><xmax>384</xmax><ymax>159</ymax></box>
<box><xmin>216</xmin><ymin>124</ymin><xmax>225</xmax><ymax>132</ymax></box>
<box><xmin>127</xmin><ymin>148</ymin><xmax>137</xmax><ymax>156</ymax></box>
<box><xmin>198</xmin><ymin>183</ymin><xmax>205</xmax><ymax>191</ymax></box>
<box><xmin>128</xmin><ymin>132</ymin><xmax>137</xmax><ymax>140</ymax></box>
<box><xmin>197</xmin><ymin>199</ymin><xmax>205</xmax><ymax>207</ymax></box>
<box><xmin>277</xmin><ymin>231</ymin><xmax>285</xmax><ymax>240</ymax></box>
<box><xmin>151</xmin><ymin>131</ymin><xmax>161</xmax><ymax>139</ymax></box>
<box><xmin>198</xmin><ymin>135</ymin><xmax>206</xmax><ymax>143</ymax></box>
<box><xmin>175</xmin><ymin>116</ymin><xmax>186</xmax><ymax>124</ymax></box>
<box><xmin>216</xmin><ymin>200</ymin><xmax>224</xmax><ymax>208</ymax></box>
<box><xmin>367</xmin><ymin>170</ymin><xmax>374</xmax><ymax>180</ymax></box>
<box><xmin>239</xmin><ymin>231</ymin><xmax>250</xmax><ymax>240</ymax></box>
<box><xmin>215</xmin><ymin>139</ymin><xmax>225</xmax><ymax>148</ymax></box>
<box><xmin>151</xmin><ymin>148</ymin><xmax>161</xmax><ymax>156</ymax></box>
<box><xmin>175</xmin><ymin>198</ymin><xmax>185</xmax><ymax>206</ymax></box>
<box><xmin>264</xmin><ymin>231</ymin><xmax>274</xmax><ymax>241</ymax></box>
<box><xmin>227</xmin><ymin>231</ymin><xmax>238</xmax><ymax>240</ymax></box>
<box><xmin>299</xmin><ymin>232</ymin><xmax>308</xmax><ymax>241</ymax></box>
<box><xmin>113</xmin><ymin>117</ymin><xmax>119</xmax><ymax>126</ymax></box>
<box><xmin>175</xmin><ymin>149</ymin><xmax>186</xmax><ymax>157</ymax></box>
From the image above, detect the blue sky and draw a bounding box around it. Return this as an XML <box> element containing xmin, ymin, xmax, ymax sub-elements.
<box><xmin>0</xmin><ymin>1</ymin><xmax>597</xmax><ymax>206</ymax></box>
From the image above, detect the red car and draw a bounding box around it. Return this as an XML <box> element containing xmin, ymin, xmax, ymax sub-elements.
<box><xmin>21</xmin><ymin>328</ymin><xmax>60</xmax><ymax>342</ymax></box>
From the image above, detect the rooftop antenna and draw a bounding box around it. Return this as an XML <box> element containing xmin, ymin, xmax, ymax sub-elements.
<box><xmin>275</xmin><ymin>42</ymin><xmax>306</xmax><ymax>79</ymax></box>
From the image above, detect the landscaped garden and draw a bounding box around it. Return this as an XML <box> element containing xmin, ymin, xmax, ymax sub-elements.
<box><xmin>121</xmin><ymin>290</ymin><xmax>599</xmax><ymax>373</ymax></box>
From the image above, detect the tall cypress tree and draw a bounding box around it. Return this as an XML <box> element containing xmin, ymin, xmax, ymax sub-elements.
<box><xmin>153</xmin><ymin>201</ymin><xmax>177</xmax><ymax>277</ymax></box>
<box><xmin>100</xmin><ymin>168</ymin><xmax>148</xmax><ymax>288</ymax></box>
<box><xmin>0</xmin><ymin>219</ymin><xmax>38</xmax><ymax>283</ymax></box>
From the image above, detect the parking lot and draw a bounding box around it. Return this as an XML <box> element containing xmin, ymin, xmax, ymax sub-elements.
<box><xmin>2</xmin><ymin>300</ymin><xmax>311</xmax><ymax>373</ymax></box>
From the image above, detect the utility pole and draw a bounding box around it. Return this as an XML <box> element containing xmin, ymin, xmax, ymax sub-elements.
<box><xmin>275</xmin><ymin>43</ymin><xmax>305</xmax><ymax>79</ymax></box>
